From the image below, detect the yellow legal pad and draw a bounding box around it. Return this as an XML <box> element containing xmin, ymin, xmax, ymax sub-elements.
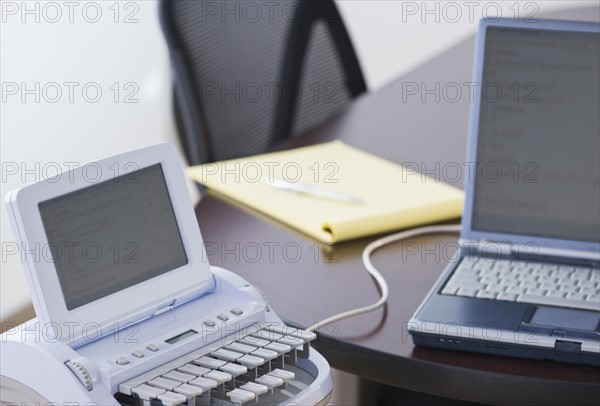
<box><xmin>187</xmin><ymin>140</ymin><xmax>464</xmax><ymax>244</ymax></box>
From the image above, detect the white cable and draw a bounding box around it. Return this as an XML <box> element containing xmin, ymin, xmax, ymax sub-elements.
<box><xmin>306</xmin><ymin>224</ymin><xmax>461</xmax><ymax>332</ymax></box>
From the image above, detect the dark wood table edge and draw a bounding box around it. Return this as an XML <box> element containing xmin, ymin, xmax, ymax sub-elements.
<box><xmin>309</xmin><ymin>334</ymin><xmax>599</xmax><ymax>405</ymax></box>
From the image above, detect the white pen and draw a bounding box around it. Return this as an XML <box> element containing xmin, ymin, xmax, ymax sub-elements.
<box><xmin>265</xmin><ymin>178</ymin><xmax>364</xmax><ymax>205</ymax></box>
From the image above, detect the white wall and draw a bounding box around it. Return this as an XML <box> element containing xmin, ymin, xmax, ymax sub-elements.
<box><xmin>0</xmin><ymin>0</ymin><xmax>593</xmax><ymax>322</ymax></box>
<box><xmin>0</xmin><ymin>1</ymin><xmax>177</xmax><ymax>321</ymax></box>
<box><xmin>338</xmin><ymin>0</ymin><xmax>596</xmax><ymax>91</ymax></box>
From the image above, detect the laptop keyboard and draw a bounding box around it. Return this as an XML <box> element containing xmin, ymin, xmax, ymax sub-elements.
<box><xmin>441</xmin><ymin>258</ymin><xmax>600</xmax><ymax>312</ymax></box>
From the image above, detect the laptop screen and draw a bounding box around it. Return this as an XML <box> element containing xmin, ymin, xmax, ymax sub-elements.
<box><xmin>39</xmin><ymin>164</ymin><xmax>188</xmax><ymax>310</ymax></box>
<box><xmin>471</xmin><ymin>26</ymin><xmax>600</xmax><ymax>243</ymax></box>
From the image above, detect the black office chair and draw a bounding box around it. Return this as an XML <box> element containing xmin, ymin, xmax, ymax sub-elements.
<box><xmin>160</xmin><ymin>0</ymin><xmax>366</xmax><ymax>165</ymax></box>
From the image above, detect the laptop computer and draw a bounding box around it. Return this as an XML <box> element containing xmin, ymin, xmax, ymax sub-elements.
<box><xmin>408</xmin><ymin>18</ymin><xmax>600</xmax><ymax>366</ymax></box>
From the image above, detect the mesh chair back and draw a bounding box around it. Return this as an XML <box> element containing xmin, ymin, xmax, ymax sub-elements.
<box><xmin>160</xmin><ymin>0</ymin><xmax>366</xmax><ymax>164</ymax></box>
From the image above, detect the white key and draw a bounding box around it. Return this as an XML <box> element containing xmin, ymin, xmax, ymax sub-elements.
<box><xmin>572</xmin><ymin>270</ymin><xmax>590</xmax><ymax>280</ymax></box>
<box><xmin>188</xmin><ymin>376</ymin><xmax>217</xmax><ymax>391</ymax></box>
<box><xmin>476</xmin><ymin>290</ymin><xmax>497</xmax><ymax>299</ymax></box>
<box><xmin>263</xmin><ymin>324</ymin><xmax>290</xmax><ymax>335</ymax></box>
<box><xmin>566</xmin><ymin>292</ymin><xmax>587</xmax><ymax>301</ymax></box>
<box><xmin>516</xmin><ymin>294</ymin><xmax>599</xmax><ymax>311</ymax></box>
<box><xmin>559</xmin><ymin>283</ymin><xmax>578</xmax><ymax>293</ymax></box>
<box><xmin>505</xmin><ymin>286</ymin><xmax>526</xmax><ymax>295</ymax></box>
<box><xmin>220</xmin><ymin>362</ymin><xmax>248</xmax><ymax>376</ymax></box>
<box><xmin>157</xmin><ymin>391</ymin><xmax>187</xmax><ymax>406</ymax></box>
<box><xmin>239</xmin><ymin>382</ymin><xmax>268</xmax><ymax>396</ymax></box>
<box><xmin>148</xmin><ymin>377</ymin><xmax>181</xmax><ymax>390</ymax></box>
<box><xmin>119</xmin><ymin>365</ymin><xmax>169</xmax><ymax>395</ymax></box>
<box><xmin>441</xmin><ymin>285</ymin><xmax>458</xmax><ymax>295</ymax></box>
<box><xmin>203</xmin><ymin>370</ymin><xmax>231</xmax><ymax>384</ymax></box>
<box><xmin>227</xmin><ymin>342</ymin><xmax>257</xmax><ymax>354</ymax></box>
<box><xmin>546</xmin><ymin>291</ymin><xmax>565</xmax><ymax>298</ymax></box>
<box><xmin>256</xmin><ymin>374</ymin><xmax>283</xmax><ymax>389</ymax></box>
<box><xmin>526</xmin><ymin>288</ymin><xmax>546</xmax><ymax>297</ymax></box>
<box><xmin>226</xmin><ymin>388</ymin><xmax>255</xmax><ymax>405</ymax></box>
<box><xmin>163</xmin><ymin>370</ymin><xmax>195</xmax><ymax>383</ymax></box>
<box><xmin>178</xmin><ymin>363</ymin><xmax>210</xmax><ymax>377</ymax></box>
<box><xmin>587</xmin><ymin>294</ymin><xmax>600</xmax><ymax>303</ymax></box>
<box><xmin>278</xmin><ymin>335</ymin><xmax>304</xmax><ymax>348</ymax></box>
<box><xmin>239</xmin><ymin>336</ymin><xmax>270</xmax><ymax>347</ymax></box>
<box><xmin>212</xmin><ymin>348</ymin><xmax>243</xmax><ymax>362</ymax></box>
<box><xmin>480</xmin><ymin>277</ymin><xmax>500</xmax><ymax>285</ymax></box>
<box><xmin>132</xmin><ymin>384</ymin><xmax>165</xmax><ymax>401</ymax></box>
<box><xmin>494</xmin><ymin>260</ymin><xmax>511</xmax><ymax>269</ymax></box>
<box><xmin>173</xmin><ymin>383</ymin><xmax>203</xmax><ymax>398</ymax></box>
<box><xmin>194</xmin><ymin>356</ymin><xmax>227</xmax><ymax>369</ymax></box>
<box><xmin>237</xmin><ymin>354</ymin><xmax>265</xmax><ymax>368</ymax></box>
<box><xmin>457</xmin><ymin>281</ymin><xmax>484</xmax><ymax>290</ymax></box>
<box><xmin>264</xmin><ymin>342</ymin><xmax>291</xmax><ymax>355</ymax></box>
<box><xmin>251</xmin><ymin>348</ymin><xmax>278</xmax><ymax>360</ymax></box>
<box><xmin>540</xmin><ymin>282</ymin><xmax>558</xmax><ymax>291</ymax></box>
<box><xmin>486</xmin><ymin>285</ymin><xmax>504</xmax><ymax>294</ymax></box>
<box><xmin>579</xmin><ymin>286</ymin><xmax>597</xmax><ymax>295</ymax></box>
<box><xmin>496</xmin><ymin>292</ymin><xmax>517</xmax><ymax>302</ymax></box>
<box><xmin>268</xmin><ymin>368</ymin><xmax>294</xmax><ymax>383</ymax></box>
<box><xmin>252</xmin><ymin>330</ymin><xmax>284</xmax><ymax>341</ymax></box>
<box><xmin>263</xmin><ymin>325</ymin><xmax>317</xmax><ymax>342</ymax></box>
<box><xmin>456</xmin><ymin>287</ymin><xmax>478</xmax><ymax>297</ymax></box>
<box><xmin>519</xmin><ymin>280</ymin><xmax>537</xmax><ymax>289</ymax></box>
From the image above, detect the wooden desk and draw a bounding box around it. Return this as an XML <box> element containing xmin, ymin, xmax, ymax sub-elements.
<box><xmin>196</xmin><ymin>10</ymin><xmax>600</xmax><ymax>405</ymax></box>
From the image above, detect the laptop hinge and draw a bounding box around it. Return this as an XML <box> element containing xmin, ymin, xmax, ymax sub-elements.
<box><xmin>460</xmin><ymin>239</ymin><xmax>512</xmax><ymax>258</ymax></box>
<box><xmin>460</xmin><ymin>239</ymin><xmax>598</xmax><ymax>264</ymax></box>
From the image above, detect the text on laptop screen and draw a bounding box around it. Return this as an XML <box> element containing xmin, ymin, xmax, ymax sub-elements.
<box><xmin>39</xmin><ymin>164</ymin><xmax>188</xmax><ymax>310</ymax></box>
<box><xmin>472</xmin><ymin>26</ymin><xmax>600</xmax><ymax>243</ymax></box>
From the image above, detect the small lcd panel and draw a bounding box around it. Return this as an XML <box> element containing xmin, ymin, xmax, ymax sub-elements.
<box><xmin>38</xmin><ymin>164</ymin><xmax>188</xmax><ymax>310</ymax></box>
<box><xmin>166</xmin><ymin>329</ymin><xmax>198</xmax><ymax>344</ymax></box>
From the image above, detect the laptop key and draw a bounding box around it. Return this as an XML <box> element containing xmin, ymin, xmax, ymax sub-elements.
<box><xmin>441</xmin><ymin>285</ymin><xmax>459</xmax><ymax>295</ymax></box>
<box><xmin>476</xmin><ymin>291</ymin><xmax>497</xmax><ymax>299</ymax></box>
<box><xmin>496</xmin><ymin>292</ymin><xmax>517</xmax><ymax>302</ymax></box>
<box><xmin>456</xmin><ymin>288</ymin><xmax>478</xmax><ymax>297</ymax></box>
<box><xmin>566</xmin><ymin>292</ymin><xmax>586</xmax><ymax>301</ymax></box>
<box><xmin>587</xmin><ymin>294</ymin><xmax>600</xmax><ymax>303</ymax></box>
